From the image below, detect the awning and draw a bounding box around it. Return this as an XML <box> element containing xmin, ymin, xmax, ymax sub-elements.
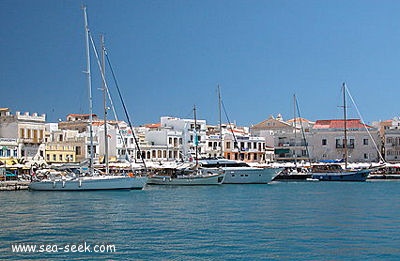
<box><xmin>275</xmin><ymin>148</ymin><xmax>290</xmax><ymax>154</ymax></box>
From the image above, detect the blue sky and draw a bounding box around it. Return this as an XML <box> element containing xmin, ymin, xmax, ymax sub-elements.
<box><xmin>1</xmin><ymin>0</ymin><xmax>400</xmax><ymax>127</ymax></box>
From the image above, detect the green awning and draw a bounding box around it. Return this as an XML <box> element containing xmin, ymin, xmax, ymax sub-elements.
<box><xmin>275</xmin><ymin>148</ymin><xmax>290</xmax><ymax>154</ymax></box>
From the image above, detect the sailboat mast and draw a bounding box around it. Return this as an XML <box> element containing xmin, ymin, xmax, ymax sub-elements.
<box><xmin>343</xmin><ymin>82</ymin><xmax>348</xmax><ymax>169</ymax></box>
<box><xmin>101</xmin><ymin>35</ymin><xmax>109</xmax><ymax>175</ymax></box>
<box><xmin>293</xmin><ymin>94</ymin><xmax>297</xmax><ymax>166</ymax></box>
<box><xmin>83</xmin><ymin>6</ymin><xmax>94</xmax><ymax>175</ymax></box>
<box><xmin>194</xmin><ymin>105</ymin><xmax>198</xmax><ymax>166</ymax></box>
<box><xmin>218</xmin><ymin>85</ymin><xmax>223</xmax><ymax>158</ymax></box>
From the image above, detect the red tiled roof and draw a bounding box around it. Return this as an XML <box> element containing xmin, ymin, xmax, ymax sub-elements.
<box><xmin>232</xmin><ymin>128</ymin><xmax>245</xmax><ymax>134</ymax></box>
<box><xmin>92</xmin><ymin>121</ymin><xmax>104</xmax><ymax>126</ymax></box>
<box><xmin>144</xmin><ymin>123</ymin><xmax>161</xmax><ymax>128</ymax></box>
<box><xmin>313</xmin><ymin>119</ymin><xmax>370</xmax><ymax>129</ymax></box>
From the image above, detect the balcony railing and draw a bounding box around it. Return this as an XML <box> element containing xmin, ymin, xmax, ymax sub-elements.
<box><xmin>20</xmin><ymin>138</ymin><xmax>43</xmax><ymax>144</ymax></box>
<box><xmin>336</xmin><ymin>144</ymin><xmax>355</xmax><ymax>149</ymax></box>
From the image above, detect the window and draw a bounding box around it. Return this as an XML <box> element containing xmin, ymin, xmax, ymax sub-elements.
<box><xmin>226</xmin><ymin>142</ymin><xmax>231</xmax><ymax>149</ymax></box>
<box><xmin>363</xmin><ymin>139</ymin><xmax>368</xmax><ymax>145</ymax></box>
<box><xmin>364</xmin><ymin>153</ymin><xmax>368</xmax><ymax>159</ymax></box>
<box><xmin>350</xmin><ymin>139</ymin><xmax>355</xmax><ymax>148</ymax></box>
<box><xmin>76</xmin><ymin>146</ymin><xmax>81</xmax><ymax>156</ymax></box>
<box><xmin>322</xmin><ymin>139</ymin><xmax>327</xmax><ymax>146</ymax></box>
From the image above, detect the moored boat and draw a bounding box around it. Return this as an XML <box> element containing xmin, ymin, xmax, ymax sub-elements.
<box><xmin>309</xmin><ymin>83</ymin><xmax>371</xmax><ymax>182</ymax></box>
<box><xmin>29</xmin><ymin>174</ymin><xmax>147</xmax><ymax>191</ymax></box>
<box><xmin>29</xmin><ymin>7</ymin><xmax>147</xmax><ymax>191</ymax></box>
<box><xmin>272</xmin><ymin>165</ymin><xmax>312</xmax><ymax>181</ymax></box>
<box><xmin>198</xmin><ymin>158</ymin><xmax>282</xmax><ymax>184</ymax></box>
<box><xmin>310</xmin><ymin>163</ymin><xmax>369</xmax><ymax>181</ymax></box>
<box><xmin>147</xmin><ymin>166</ymin><xmax>224</xmax><ymax>185</ymax></box>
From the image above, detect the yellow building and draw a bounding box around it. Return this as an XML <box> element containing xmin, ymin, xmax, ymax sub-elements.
<box><xmin>45</xmin><ymin>143</ymin><xmax>76</xmax><ymax>163</ymax></box>
<box><xmin>44</xmin><ymin>128</ymin><xmax>85</xmax><ymax>164</ymax></box>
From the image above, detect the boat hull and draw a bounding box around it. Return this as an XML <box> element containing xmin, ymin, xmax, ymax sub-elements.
<box><xmin>147</xmin><ymin>173</ymin><xmax>224</xmax><ymax>185</ymax></box>
<box><xmin>222</xmin><ymin>167</ymin><xmax>282</xmax><ymax>184</ymax></box>
<box><xmin>311</xmin><ymin>169</ymin><xmax>370</xmax><ymax>182</ymax></box>
<box><xmin>28</xmin><ymin>176</ymin><xmax>147</xmax><ymax>191</ymax></box>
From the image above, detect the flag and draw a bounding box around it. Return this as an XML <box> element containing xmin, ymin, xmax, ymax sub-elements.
<box><xmin>193</xmin><ymin>130</ymin><xmax>199</xmax><ymax>147</ymax></box>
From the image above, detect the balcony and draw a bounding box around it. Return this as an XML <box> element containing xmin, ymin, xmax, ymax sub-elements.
<box><xmin>20</xmin><ymin>138</ymin><xmax>43</xmax><ymax>144</ymax></box>
<box><xmin>336</xmin><ymin>144</ymin><xmax>355</xmax><ymax>149</ymax></box>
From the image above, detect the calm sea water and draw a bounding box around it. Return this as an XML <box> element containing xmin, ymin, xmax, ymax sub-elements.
<box><xmin>1</xmin><ymin>181</ymin><xmax>400</xmax><ymax>260</ymax></box>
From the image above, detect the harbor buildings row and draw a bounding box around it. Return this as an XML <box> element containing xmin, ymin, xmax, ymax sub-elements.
<box><xmin>2</xmin><ymin>107</ymin><xmax>400</xmax><ymax>168</ymax></box>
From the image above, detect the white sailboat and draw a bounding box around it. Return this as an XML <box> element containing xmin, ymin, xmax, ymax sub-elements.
<box><xmin>29</xmin><ymin>7</ymin><xmax>147</xmax><ymax>191</ymax></box>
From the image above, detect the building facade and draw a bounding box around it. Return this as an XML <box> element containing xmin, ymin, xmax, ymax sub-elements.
<box><xmin>309</xmin><ymin>119</ymin><xmax>380</xmax><ymax>163</ymax></box>
<box><xmin>0</xmin><ymin>108</ymin><xmax>46</xmax><ymax>161</ymax></box>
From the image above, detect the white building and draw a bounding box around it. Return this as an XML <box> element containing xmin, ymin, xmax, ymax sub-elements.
<box><xmin>160</xmin><ymin>116</ymin><xmax>208</xmax><ymax>160</ymax></box>
<box><xmin>0</xmin><ymin>108</ymin><xmax>46</xmax><ymax>161</ymax></box>
<box><xmin>309</xmin><ymin>119</ymin><xmax>380</xmax><ymax>163</ymax></box>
